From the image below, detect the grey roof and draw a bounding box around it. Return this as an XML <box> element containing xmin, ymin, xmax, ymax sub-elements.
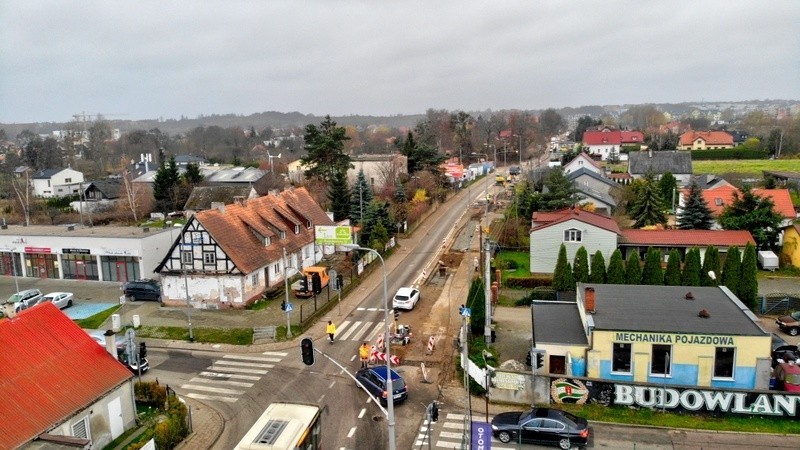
<box><xmin>184</xmin><ymin>185</ymin><xmax>256</xmax><ymax>211</ymax></box>
<box><xmin>531</xmin><ymin>302</ymin><xmax>589</xmax><ymax>346</ymax></box>
<box><xmin>566</xmin><ymin>167</ymin><xmax>617</xmax><ymax>189</ymax></box>
<box><xmin>577</xmin><ymin>283</ymin><xmax>767</xmax><ymax>337</ymax></box>
<box><xmin>204</xmin><ymin>167</ymin><xmax>266</xmax><ymax>184</ymax></box>
<box><xmin>576</xmin><ymin>187</ymin><xmax>616</xmax><ymax>209</ymax></box>
<box><xmin>628</xmin><ymin>151</ymin><xmax>692</xmax><ymax>176</ymax></box>
<box><xmin>32</xmin><ymin>168</ymin><xmax>62</xmax><ymax>179</ymax></box>
<box><xmin>691</xmin><ymin>173</ymin><xmax>731</xmax><ymax>190</ymax></box>
<box><xmin>86</xmin><ymin>179</ymin><xmax>122</xmax><ymax>199</ymax></box>
<box><xmin>175</xmin><ymin>154</ymin><xmax>208</xmax><ymax>165</ymax></box>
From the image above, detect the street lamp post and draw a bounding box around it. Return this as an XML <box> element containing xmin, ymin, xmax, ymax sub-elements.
<box><xmin>341</xmin><ymin>244</ymin><xmax>395</xmax><ymax>450</ymax></box>
<box><xmin>514</xmin><ymin>134</ymin><xmax>523</xmax><ymax>166</ymax></box>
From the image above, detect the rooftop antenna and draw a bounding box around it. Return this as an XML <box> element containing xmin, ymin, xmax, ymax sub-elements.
<box><xmin>265</xmin><ymin>144</ymin><xmax>281</xmax><ymax>173</ymax></box>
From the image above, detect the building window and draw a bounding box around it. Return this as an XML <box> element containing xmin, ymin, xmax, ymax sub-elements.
<box><xmin>203</xmin><ymin>251</ymin><xmax>216</xmax><ymax>265</ymax></box>
<box><xmin>612</xmin><ymin>343</ymin><xmax>632</xmax><ymax>373</ymax></box>
<box><xmin>65</xmin><ymin>177</ymin><xmax>72</xmax><ymax>183</ymax></box>
<box><xmin>294</xmin><ymin>224</ymin><xmax>299</xmax><ymax>234</ymax></box>
<box><xmin>265</xmin><ymin>236</ymin><xmax>271</xmax><ymax>246</ymax></box>
<box><xmin>250</xmin><ymin>272</ymin><xmax>259</xmax><ymax>285</ymax></box>
<box><xmin>273</xmin><ymin>263</ymin><xmax>279</xmax><ymax>275</ymax></box>
<box><xmin>564</xmin><ymin>228</ymin><xmax>582</xmax><ymax>242</ymax></box>
<box><xmin>714</xmin><ymin>347</ymin><xmax>735</xmax><ymax>378</ymax></box>
<box><xmin>651</xmin><ymin>344</ymin><xmax>671</xmax><ymax>376</ymax></box>
<box><xmin>181</xmin><ymin>251</ymin><xmax>192</xmax><ymax>265</ymax></box>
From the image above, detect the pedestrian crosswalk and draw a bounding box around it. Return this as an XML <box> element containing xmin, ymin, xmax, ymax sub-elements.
<box><xmin>335</xmin><ymin>319</ymin><xmax>386</xmax><ymax>342</ymax></box>
<box><xmin>415</xmin><ymin>412</ymin><xmax>518</xmax><ymax>450</ymax></box>
<box><xmin>181</xmin><ymin>351</ymin><xmax>288</xmax><ymax>403</ymax></box>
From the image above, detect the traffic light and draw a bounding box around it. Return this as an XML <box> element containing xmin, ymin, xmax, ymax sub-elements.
<box><xmin>300</xmin><ymin>277</ymin><xmax>308</xmax><ymax>293</ymax></box>
<box><xmin>430</xmin><ymin>401</ymin><xmax>439</xmax><ymax>422</ymax></box>
<box><xmin>394</xmin><ymin>310</ymin><xmax>400</xmax><ymax>321</ymax></box>
<box><xmin>336</xmin><ymin>274</ymin><xmax>343</xmax><ymax>290</ymax></box>
<box><xmin>139</xmin><ymin>342</ymin><xmax>147</xmax><ymax>359</ymax></box>
<box><xmin>280</xmin><ymin>300</ymin><xmax>286</xmax><ymax>311</ymax></box>
<box><xmin>536</xmin><ymin>353</ymin><xmax>544</xmax><ymax>369</ymax></box>
<box><xmin>311</xmin><ymin>272</ymin><xmax>322</xmax><ymax>294</ymax></box>
<box><xmin>301</xmin><ymin>338</ymin><xmax>315</xmax><ymax>366</ymax></box>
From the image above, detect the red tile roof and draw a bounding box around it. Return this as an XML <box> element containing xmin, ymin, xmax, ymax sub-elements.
<box><xmin>583</xmin><ymin>130</ymin><xmax>644</xmax><ymax>146</ymax></box>
<box><xmin>0</xmin><ymin>303</ymin><xmax>132</xmax><ymax>448</ymax></box>
<box><xmin>619</xmin><ymin>229</ymin><xmax>755</xmax><ymax>247</ymax></box>
<box><xmin>679</xmin><ymin>131</ymin><xmax>734</xmax><ymax>146</ymax></box>
<box><xmin>193</xmin><ymin>187</ymin><xmax>334</xmax><ymax>274</ymax></box>
<box><xmin>701</xmin><ymin>186</ymin><xmax>795</xmax><ymax>219</ymax></box>
<box><xmin>531</xmin><ymin>208</ymin><xmax>621</xmax><ymax>234</ymax></box>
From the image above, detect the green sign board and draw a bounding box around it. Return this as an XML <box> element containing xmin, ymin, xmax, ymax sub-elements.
<box><xmin>315</xmin><ymin>225</ymin><xmax>353</xmax><ymax>245</ymax></box>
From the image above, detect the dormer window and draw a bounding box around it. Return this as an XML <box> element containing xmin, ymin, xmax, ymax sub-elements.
<box><xmin>564</xmin><ymin>228</ymin><xmax>582</xmax><ymax>242</ymax></box>
<box><xmin>294</xmin><ymin>224</ymin><xmax>300</xmax><ymax>234</ymax></box>
<box><xmin>265</xmin><ymin>236</ymin><xmax>271</xmax><ymax>246</ymax></box>
<box><xmin>279</xmin><ymin>231</ymin><xmax>286</xmax><ymax>239</ymax></box>
<box><xmin>306</xmin><ymin>219</ymin><xmax>312</xmax><ymax>229</ymax></box>
<box><xmin>715</xmin><ymin>198</ymin><xmax>723</xmax><ymax>206</ymax></box>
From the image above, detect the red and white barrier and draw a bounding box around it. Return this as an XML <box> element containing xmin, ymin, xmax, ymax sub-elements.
<box><xmin>370</xmin><ymin>350</ymin><xmax>400</xmax><ymax>365</ymax></box>
<box><xmin>426</xmin><ymin>335</ymin><xmax>437</xmax><ymax>355</ymax></box>
<box><xmin>375</xmin><ymin>334</ymin><xmax>385</xmax><ymax>352</ymax></box>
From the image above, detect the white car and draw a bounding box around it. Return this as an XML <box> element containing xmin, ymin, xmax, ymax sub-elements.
<box><xmin>393</xmin><ymin>287</ymin><xmax>420</xmax><ymax>310</ymax></box>
<box><xmin>41</xmin><ymin>292</ymin><xmax>74</xmax><ymax>310</ymax></box>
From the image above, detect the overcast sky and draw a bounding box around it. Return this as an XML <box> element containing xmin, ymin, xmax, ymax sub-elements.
<box><xmin>2</xmin><ymin>1</ymin><xmax>798</xmax><ymax>124</ymax></box>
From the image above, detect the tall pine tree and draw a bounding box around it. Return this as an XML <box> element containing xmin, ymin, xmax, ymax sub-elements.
<box><xmin>552</xmin><ymin>244</ymin><xmax>571</xmax><ymax>291</ymax></box>
<box><xmin>573</xmin><ymin>247</ymin><xmax>590</xmax><ymax>284</ymax></box>
<box><xmin>300</xmin><ymin>115</ymin><xmax>352</xmax><ymax>183</ymax></box>
<box><xmin>664</xmin><ymin>249</ymin><xmax>682</xmax><ymax>286</ymax></box>
<box><xmin>738</xmin><ymin>243</ymin><xmax>758</xmax><ymax>309</ymax></box>
<box><xmin>624</xmin><ymin>252</ymin><xmax>642</xmax><ymax>285</ymax></box>
<box><xmin>607</xmin><ymin>249</ymin><xmax>625</xmax><ymax>284</ymax></box>
<box><xmin>589</xmin><ymin>250</ymin><xmax>607</xmax><ymax>283</ymax></box>
<box><xmin>719</xmin><ymin>185</ymin><xmax>784</xmax><ymax>250</ymax></box>
<box><xmin>350</xmin><ymin>169</ymin><xmax>373</xmax><ymax>225</ymax></box>
<box><xmin>327</xmin><ymin>169</ymin><xmax>351</xmax><ymax>222</ymax></box>
<box><xmin>682</xmin><ymin>247</ymin><xmax>702</xmax><ymax>286</ymax></box>
<box><xmin>677</xmin><ymin>181</ymin><xmax>714</xmax><ymax>230</ymax></box>
<box><xmin>642</xmin><ymin>247</ymin><xmax>664</xmax><ymax>285</ymax></box>
<box><xmin>630</xmin><ymin>171</ymin><xmax>667</xmax><ymax>228</ymax></box>
<box><xmin>721</xmin><ymin>247</ymin><xmax>742</xmax><ymax>295</ymax></box>
<box><xmin>540</xmin><ymin>169</ymin><xmax>578</xmax><ymax>211</ymax></box>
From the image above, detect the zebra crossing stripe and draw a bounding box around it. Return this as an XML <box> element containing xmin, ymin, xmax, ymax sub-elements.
<box><xmin>350</xmin><ymin>321</ymin><xmax>374</xmax><ymax>341</ymax></box>
<box><xmin>214</xmin><ymin>360</ymin><xmax>274</xmax><ymax>369</ymax></box>
<box><xmin>186</xmin><ymin>392</ymin><xmax>238</xmax><ymax>403</ymax></box>
<box><xmin>261</xmin><ymin>351</ymin><xmax>288</xmax><ymax>357</ymax></box>
<box><xmin>200</xmin><ymin>371</ymin><xmax>261</xmax><ymax>381</ymax></box>
<box><xmin>223</xmin><ymin>354</ymin><xmax>282</xmax><ymax>363</ymax></box>
<box><xmin>339</xmin><ymin>321</ymin><xmax>362</xmax><ymax>340</ymax></box>
<box><xmin>180</xmin><ymin>384</ymin><xmax>245</xmax><ymax>395</ymax></box>
<box><xmin>208</xmin><ymin>365</ymin><xmax>268</xmax><ymax>375</ymax></box>
<box><xmin>189</xmin><ymin>377</ymin><xmax>253</xmax><ymax>388</ymax></box>
<box><xmin>442</xmin><ymin>422</ymin><xmax>464</xmax><ymax>430</ymax></box>
<box><xmin>366</xmin><ymin>321</ymin><xmax>385</xmax><ymax>341</ymax></box>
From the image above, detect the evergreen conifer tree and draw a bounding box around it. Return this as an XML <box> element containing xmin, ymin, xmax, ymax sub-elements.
<box><xmin>664</xmin><ymin>249</ymin><xmax>682</xmax><ymax>286</ymax></box>
<box><xmin>701</xmin><ymin>246</ymin><xmax>721</xmax><ymax>286</ymax></box>
<box><xmin>624</xmin><ymin>252</ymin><xmax>642</xmax><ymax>285</ymax></box>
<box><xmin>552</xmin><ymin>244</ymin><xmax>570</xmax><ymax>291</ymax></box>
<box><xmin>630</xmin><ymin>171</ymin><xmax>667</xmax><ymax>228</ymax></box>
<box><xmin>718</xmin><ymin>185</ymin><xmax>784</xmax><ymax>249</ymax></box>
<box><xmin>738</xmin><ymin>243</ymin><xmax>758</xmax><ymax>309</ymax></box>
<box><xmin>540</xmin><ymin>169</ymin><xmax>578</xmax><ymax>211</ymax></box>
<box><xmin>573</xmin><ymin>247</ymin><xmax>590</xmax><ymax>284</ymax></box>
<box><xmin>467</xmin><ymin>277</ymin><xmax>486</xmax><ymax>336</ymax></box>
<box><xmin>721</xmin><ymin>246</ymin><xmax>742</xmax><ymax>295</ymax></box>
<box><xmin>326</xmin><ymin>169</ymin><xmax>351</xmax><ymax>222</ymax></box>
<box><xmin>606</xmin><ymin>249</ymin><xmax>625</xmax><ymax>284</ymax></box>
<box><xmin>589</xmin><ymin>250</ymin><xmax>607</xmax><ymax>283</ymax></box>
<box><xmin>564</xmin><ymin>262</ymin><xmax>575</xmax><ymax>291</ymax></box>
<box><xmin>677</xmin><ymin>181</ymin><xmax>714</xmax><ymax>230</ymax></box>
<box><xmin>642</xmin><ymin>247</ymin><xmax>664</xmax><ymax>285</ymax></box>
<box><xmin>350</xmin><ymin>169</ymin><xmax>373</xmax><ymax>225</ymax></box>
<box><xmin>682</xmin><ymin>247</ymin><xmax>702</xmax><ymax>286</ymax></box>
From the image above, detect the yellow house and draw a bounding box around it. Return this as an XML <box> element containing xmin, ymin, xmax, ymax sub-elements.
<box><xmin>781</xmin><ymin>224</ymin><xmax>800</xmax><ymax>268</ymax></box>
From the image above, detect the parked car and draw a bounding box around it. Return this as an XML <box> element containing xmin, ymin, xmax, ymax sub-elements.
<box><xmin>774</xmin><ymin>362</ymin><xmax>800</xmax><ymax>392</ymax></box>
<box><xmin>41</xmin><ymin>292</ymin><xmax>74</xmax><ymax>310</ymax></box>
<box><xmin>122</xmin><ymin>279</ymin><xmax>162</xmax><ymax>302</ymax></box>
<box><xmin>392</xmin><ymin>287</ymin><xmax>420</xmax><ymax>310</ymax></box>
<box><xmin>490</xmin><ymin>407</ymin><xmax>590</xmax><ymax>449</ymax></box>
<box><xmin>776</xmin><ymin>311</ymin><xmax>800</xmax><ymax>336</ymax></box>
<box><xmin>5</xmin><ymin>289</ymin><xmax>43</xmax><ymax>313</ymax></box>
<box><xmin>355</xmin><ymin>366</ymin><xmax>408</xmax><ymax>405</ymax></box>
<box><xmin>85</xmin><ymin>329</ymin><xmax>149</xmax><ymax>373</ymax></box>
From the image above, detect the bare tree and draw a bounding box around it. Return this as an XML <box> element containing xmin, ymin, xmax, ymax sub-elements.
<box><xmin>11</xmin><ymin>170</ymin><xmax>32</xmax><ymax>226</ymax></box>
<box><xmin>120</xmin><ymin>157</ymin><xmax>145</xmax><ymax>222</ymax></box>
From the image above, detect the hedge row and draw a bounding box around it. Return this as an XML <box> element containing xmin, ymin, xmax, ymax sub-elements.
<box><xmin>505</xmin><ymin>276</ymin><xmax>553</xmax><ymax>289</ymax></box>
<box><xmin>690</xmin><ymin>149</ymin><xmax>769</xmax><ymax>160</ymax></box>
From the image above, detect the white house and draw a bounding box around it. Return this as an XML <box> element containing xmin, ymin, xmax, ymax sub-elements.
<box><xmin>562</xmin><ymin>153</ymin><xmax>604</xmax><ymax>177</ymax></box>
<box><xmin>530</xmin><ymin>208</ymin><xmax>621</xmax><ymax>274</ymax></box>
<box><xmin>31</xmin><ymin>168</ymin><xmax>85</xmax><ymax>197</ymax></box>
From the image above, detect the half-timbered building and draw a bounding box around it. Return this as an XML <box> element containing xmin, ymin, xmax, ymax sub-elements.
<box><xmin>155</xmin><ymin>187</ymin><xmax>334</xmax><ymax>308</ymax></box>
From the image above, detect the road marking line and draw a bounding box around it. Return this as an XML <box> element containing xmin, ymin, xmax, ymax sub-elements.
<box><xmin>223</xmin><ymin>354</ymin><xmax>282</xmax><ymax>363</ymax></box>
<box><xmin>358</xmin><ymin>408</ymin><xmax>366</xmax><ymax>419</ymax></box>
<box><xmin>186</xmin><ymin>393</ymin><xmax>238</xmax><ymax>403</ymax></box>
<box><xmin>180</xmin><ymin>384</ymin><xmax>244</xmax><ymax>395</ymax></box>
<box><xmin>261</xmin><ymin>351</ymin><xmax>288</xmax><ymax>357</ymax></box>
<box><xmin>347</xmin><ymin>427</ymin><xmax>356</xmax><ymax>438</ymax></box>
<box><xmin>366</xmin><ymin>321</ymin><xmax>385</xmax><ymax>341</ymax></box>
<box><xmin>214</xmin><ymin>360</ymin><xmax>274</xmax><ymax>369</ymax></box>
<box><xmin>350</xmin><ymin>321</ymin><xmax>374</xmax><ymax>341</ymax></box>
<box><xmin>439</xmin><ymin>431</ymin><xmax>464</xmax><ymax>439</ymax></box>
<box><xmin>200</xmin><ymin>371</ymin><xmax>261</xmax><ymax>381</ymax></box>
<box><xmin>445</xmin><ymin>413</ymin><xmax>464</xmax><ymax>420</ymax></box>
<box><xmin>317</xmin><ymin>395</ymin><xmax>325</xmax><ymax>403</ymax></box>
<box><xmin>442</xmin><ymin>422</ymin><xmax>464</xmax><ymax>430</ymax></box>
<box><xmin>208</xmin><ymin>365</ymin><xmax>268</xmax><ymax>375</ymax></box>
<box><xmin>339</xmin><ymin>321</ymin><xmax>362</xmax><ymax>340</ymax></box>
<box><xmin>329</xmin><ymin>380</ymin><xmax>336</xmax><ymax>389</ymax></box>
<box><xmin>337</xmin><ymin>320</ymin><xmax>352</xmax><ymax>336</ymax></box>
<box><xmin>350</xmin><ymin>354</ymin><xmax>356</xmax><ymax>362</ymax></box>
<box><xmin>189</xmin><ymin>377</ymin><xmax>253</xmax><ymax>388</ymax></box>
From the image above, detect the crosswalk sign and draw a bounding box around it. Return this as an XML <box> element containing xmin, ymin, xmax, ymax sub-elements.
<box><xmin>460</xmin><ymin>307</ymin><xmax>471</xmax><ymax>318</ymax></box>
<box><xmin>285</xmin><ymin>303</ymin><xmax>293</xmax><ymax>312</ymax></box>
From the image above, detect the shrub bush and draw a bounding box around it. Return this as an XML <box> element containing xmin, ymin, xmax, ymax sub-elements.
<box><xmin>690</xmin><ymin>149</ymin><xmax>768</xmax><ymax>160</ymax></box>
<box><xmin>515</xmin><ymin>287</ymin><xmax>557</xmax><ymax>305</ymax></box>
<box><xmin>505</xmin><ymin>276</ymin><xmax>553</xmax><ymax>289</ymax></box>
<box><xmin>135</xmin><ymin>381</ymin><xmax>167</xmax><ymax>407</ymax></box>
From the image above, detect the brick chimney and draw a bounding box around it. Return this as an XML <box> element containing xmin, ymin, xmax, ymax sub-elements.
<box><xmin>585</xmin><ymin>287</ymin><xmax>596</xmax><ymax>314</ymax></box>
<box><xmin>104</xmin><ymin>330</ymin><xmax>118</xmax><ymax>358</ymax></box>
<box><xmin>1</xmin><ymin>302</ymin><xmax>16</xmax><ymax>319</ymax></box>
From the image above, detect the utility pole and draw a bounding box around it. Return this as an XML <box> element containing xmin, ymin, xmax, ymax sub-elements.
<box><xmin>461</xmin><ymin>312</ymin><xmax>471</xmax><ymax>449</ymax></box>
<box><xmin>283</xmin><ymin>248</ymin><xmax>292</xmax><ymax>338</ymax></box>
<box><xmin>484</xmin><ymin>239</ymin><xmax>492</xmax><ymax>344</ymax></box>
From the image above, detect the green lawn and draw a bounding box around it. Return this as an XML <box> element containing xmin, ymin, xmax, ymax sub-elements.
<box><xmin>692</xmin><ymin>159</ymin><xmax>799</xmax><ymax>176</ymax></box>
<box><xmin>495</xmin><ymin>251</ymin><xmax>530</xmax><ymax>284</ymax></box>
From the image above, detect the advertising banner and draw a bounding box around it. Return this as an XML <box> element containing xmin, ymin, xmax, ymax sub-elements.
<box><xmin>470</xmin><ymin>421</ymin><xmax>491</xmax><ymax>450</ymax></box>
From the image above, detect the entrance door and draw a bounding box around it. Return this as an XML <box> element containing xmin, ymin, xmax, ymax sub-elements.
<box><xmin>115</xmin><ymin>261</ymin><xmax>129</xmax><ymax>282</ymax></box>
<box><xmin>549</xmin><ymin>355</ymin><xmax>566</xmax><ymax>375</ymax></box>
<box><xmin>75</xmin><ymin>260</ymin><xmax>87</xmax><ymax>280</ymax></box>
<box><xmin>108</xmin><ymin>397</ymin><xmax>124</xmax><ymax>439</ymax></box>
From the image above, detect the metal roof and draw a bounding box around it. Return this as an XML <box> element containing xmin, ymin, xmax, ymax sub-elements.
<box><xmin>531</xmin><ymin>302</ymin><xmax>589</xmax><ymax>346</ymax></box>
<box><xmin>0</xmin><ymin>303</ymin><xmax>132</xmax><ymax>448</ymax></box>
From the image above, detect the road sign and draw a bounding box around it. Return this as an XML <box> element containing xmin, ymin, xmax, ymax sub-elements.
<box><xmin>314</xmin><ymin>225</ymin><xmax>353</xmax><ymax>245</ymax></box>
<box><xmin>285</xmin><ymin>303</ymin><xmax>293</xmax><ymax>312</ymax></box>
<box><xmin>461</xmin><ymin>307</ymin><xmax>471</xmax><ymax>318</ymax></box>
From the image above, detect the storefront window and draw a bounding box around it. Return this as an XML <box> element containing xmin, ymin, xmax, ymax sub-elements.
<box><xmin>62</xmin><ymin>254</ymin><xmax>99</xmax><ymax>280</ymax></box>
<box><xmin>651</xmin><ymin>344</ymin><xmax>671</xmax><ymax>376</ymax></box>
<box><xmin>101</xmin><ymin>256</ymin><xmax>140</xmax><ymax>282</ymax></box>
<box><xmin>714</xmin><ymin>347</ymin><xmax>735</xmax><ymax>378</ymax></box>
<box><xmin>612</xmin><ymin>342</ymin><xmax>632</xmax><ymax>373</ymax></box>
<box><xmin>23</xmin><ymin>253</ymin><xmax>58</xmax><ymax>279</ymax></box>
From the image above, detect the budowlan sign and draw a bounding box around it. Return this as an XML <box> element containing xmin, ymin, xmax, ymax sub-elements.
<box><xmin>549</xmin><ymin>377</ymin><xmax>800</xmax><ymax>418</ymax></box>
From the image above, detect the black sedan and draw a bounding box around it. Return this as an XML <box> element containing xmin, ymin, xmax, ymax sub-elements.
<box><xmin>490</xmin><ymin>407</ymin><xmax>589</xmax><ymax>449</ymax></box>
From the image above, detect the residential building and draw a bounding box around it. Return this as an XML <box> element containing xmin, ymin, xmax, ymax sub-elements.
<box><xmin>31</xmin><ymin>168</ymin><xmax>85</xmax><ymax>198</ymax></box>
<box><xmin>582</xmin><ymin>129</ymin><xmax>644</xmax><ymax>161</ymax></box>
<box><xmin>618</xmin><ymin>229</ymin><xmax>755</xmax><ymax>263</ymax></box>
<box><xmin>183</xmin><ymin>185</ymin><xmax>258</xmax><ymax>218</ymax></box>
<box><xmin>530</xmin><ymin>208</ymin><xmax>621</xmax><ymax>274</ymax></box>
<box><xmin>678</xmin><ymin>131</ymin><xmax>734</xmax><ymax>150</ymax></box>
<box><xmin>628</xmin><ymin>151</ymin><xmax>693</xmax><ymax>186</ymax></box>
<box><xmin>781</xmin><ymin>224</ymin><xmax>800</xmax><ymax>269</ymax></box>
<box><xmin>0</xmin><ymin>303</ymin><xmax>136</xmax><ymax>449</ymax></box>
<box><xmin>562</xmin><ymin>152</ymin><xmax>604</xmax><ymax>177</ymax></box>
<box><xmin>155</xmin><ymin>187</ymin><xmax>334</xmax><ymax>308</ymax></box>
<box><xmin>693</xmin><ymin>185</ymin><xmax>796</xmax><ymax>228</ymax></box>
<box><xmin>566</xmin><ymin>168</ymin><xmax>623</xmax><ymax>215</ymax></box>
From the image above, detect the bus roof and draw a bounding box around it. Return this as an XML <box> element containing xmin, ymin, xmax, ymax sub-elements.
<box><xmin>235</xmin><ymin>402</ymin><xmax>321</xmax><ymax>450</ymax></box>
